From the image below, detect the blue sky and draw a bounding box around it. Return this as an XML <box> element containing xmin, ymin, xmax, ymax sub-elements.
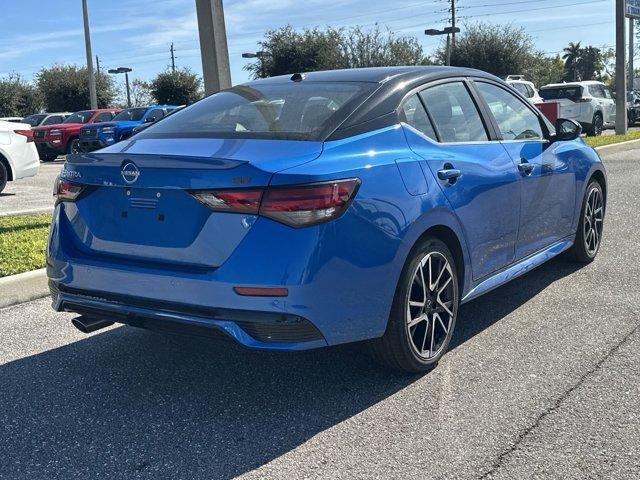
<box><xmin>0</xmin><ymin>0</ymin><xmax>618</xmax><ymax>93</ymax></box>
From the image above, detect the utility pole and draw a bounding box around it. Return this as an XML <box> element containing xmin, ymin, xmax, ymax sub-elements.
<box><xmin>629</xmin><ymin>18</ymin><xmax>635</xmax><ymax>91</ymax></box>
<box><xmin>96</xmin><ymin>55</ymin><xmax>100</xmax><ymax>74</ymax></box>
<box><xmin>195</xmin><ymin>0</ymin><xmax>231</xmax><ymax>95</ymax></box>
<box><xmin>451</xmin><ymin>0</ymin><xmax>456</xmax><ymax>47</ymax></box>
<box><xmin>616</xmin><ymin>0</ymin><xmax>627</xmax><ymax>134</ymax></box>
<box><xmin>82</xmin><ymin>0</ymin><xmax>98</xmax><ymax>109</ymax></box>
<box><xmin>170</xmin><ymin>43</ymin><xmax>176</xmax><ymax>72</ymax></box>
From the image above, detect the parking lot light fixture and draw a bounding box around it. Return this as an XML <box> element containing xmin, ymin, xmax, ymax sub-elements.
<box><xmin>108</xmin><ymin>67</ymin><xmax>133</xmax><ymax>107</ymax></box>
<box><xmin>425</xmin><ymin>27</ymin><xmax>460</xmax><ymax>66</ymax></box>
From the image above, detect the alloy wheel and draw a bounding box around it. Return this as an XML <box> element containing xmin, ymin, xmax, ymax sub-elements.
<box><xmin>406</xmin><ymin>252</ymin><xmax>455</xmax><ymax>360</ymax></box>
<box><xmin>583</xmin><ymin>186</ymin><xmax>604</xmax><ymax>256</ymax></box>
<box><xmin>70</xmin><ymin>139</ymin><xmax>81</xmax><ymax>155</ymax></box>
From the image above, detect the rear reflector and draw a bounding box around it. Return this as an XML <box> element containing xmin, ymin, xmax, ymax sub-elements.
<box><xmin>54</xmin><ymin>178</ymin><xmax>85</xmax><ymax>203</ymax></box>
<box><xmin>234</xmin><ymin>286</ymin><xmax>289</xmax><ymax>297</ymax></box>
<box><xmin>190</xmin><ymin>178</ymin><xmax>360</xmax><ymax>228</ymax></box>
<box><xmin>14</xmin><ymin>129</ymin><xmax>34</xmax><ymax>142</ymax></box>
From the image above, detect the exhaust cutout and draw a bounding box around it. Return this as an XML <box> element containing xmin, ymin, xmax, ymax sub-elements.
<box><xmin>71</xmin><ymin>316</ymin><xmax>115</xmax><ymax>334</ymax></box>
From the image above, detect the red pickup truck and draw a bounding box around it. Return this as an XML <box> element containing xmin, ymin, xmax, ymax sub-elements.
<box><xmin>33</xmin><ymin>108</ymin><xmax>120</xmax><ymax>161</ymax></box>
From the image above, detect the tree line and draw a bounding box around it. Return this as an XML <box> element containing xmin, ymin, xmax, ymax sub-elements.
<box><xmin>245</xmin><ymin>22</ymin><xmax>616</xmax><ymax>89</ymax></box>
<box><xmin>0</xmin><ymin>66</ymin><xmax>202</xmax><ymax>117</ymax></box>
<box><xmin>1</xmin><ymin>21</ymin><xmax>619</xmax><ymax>118</ymax></box>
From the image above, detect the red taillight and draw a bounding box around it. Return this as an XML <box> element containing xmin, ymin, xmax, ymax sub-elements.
<box><xmin>190</xmin><ymin>178</ymin><xmax>360</xmax><ymax>228</ymax></box>
<box><xmin>261</xmin><ymin>179</ymin><xmax>360</xmax><ymax>227</ymax></box>
<box><xmin>190</xmin><ymin>189</ymin><xmax>263</xmax><ymax>214</ymax></box>
<box><xmin>14</xmin><ymin>129</ymin><xmax>33</xmax><ymax>142</ymax></box>
<box><xmin>54</xmin><ymin>178</ymin><xmax>85</xmax><ymax>203</ymax></box>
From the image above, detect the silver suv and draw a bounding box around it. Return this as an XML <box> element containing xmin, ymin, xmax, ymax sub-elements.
<box><xmin>539</xmin><ymin>81</ymin><xmax>615</xmax><ymax>136</ymax></box>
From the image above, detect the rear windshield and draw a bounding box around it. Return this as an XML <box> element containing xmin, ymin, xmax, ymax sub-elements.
<box><xmin>113</xmin><ymin>107</ymin><xmax>147</xmax><ymax>122</ymax></box>
<box><xmin>137</xmin><ymin>82</ymin><xmax>376</xmax><ymax>141</ymax></box>
<box><xmin>64</xmin><ymin>111</ymin><xmax>93</xmax><ymax>124</ymax></box>
<box><xmin>22</xmin><ymin>114</ymin><xmax>47</xmax><ymax>126</ymax></box>
<box><xmin>539</xmin><ymin>86</ymin><xmax>583</xmax><ymax>101</ymax></box>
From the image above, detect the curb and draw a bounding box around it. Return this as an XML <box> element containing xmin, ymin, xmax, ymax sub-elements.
<box><xmin>0</xmin><ymin>207</ymin><xmax>53</xmax><ymax>218</ymax></box>
<box><xmin>0</xmin><ymin>269</ymin><xmax>49</xmax><ymax>309</ymax></box>
<box><xmin>595</xmin><ymin>138</ymin><xmax>640</xmax><ymax>155</ymax></box>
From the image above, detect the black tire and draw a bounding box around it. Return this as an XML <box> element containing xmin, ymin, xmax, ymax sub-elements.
<box><xmin>369</xmin><ymin>237</ymin><xmax>459</xmax><ymax>373</ymax></box>
<box><xmin>41</xmin><ymin>153</ymin><xmax>59</xmax><ymax>162</ymax></box>
<box><xmin>0</xmin><ymin>161</ymin><xmax>7</xmax><ymax>194</ymax></box>
<box><xmin>67</xmin><ymin>138</ymin><xmax>80</xmax><ymax>155</ymax></box>
<box><xmin>586</xmin><ymin>113</ymin><xmax>603</xmax><ymax>136</ymax></box>
<box><xmin>567</xmin><ymin>180</ymin><xmax>604</xmax><ymax>263</ymax></box>
<box><xmin>628</xmin><ymin>111</ymin><xmax>636</xmax><ymax>127</ymax></box>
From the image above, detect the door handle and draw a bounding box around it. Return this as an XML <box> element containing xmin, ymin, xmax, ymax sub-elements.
<box><xmin>518</xmin><ymin>159</ymin><xmax>534</xmax><ymax>176</ymax></box>
<box><xmin>437</xmin><ymin>164</ymin><xmax>462</xmax><ymax>183</ymax></box>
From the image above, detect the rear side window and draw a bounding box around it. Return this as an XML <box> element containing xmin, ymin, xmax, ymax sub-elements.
<box><xmin>475</xmin><ymin>82</ymin><xmax>544</xmax><ymax>141</ymax></box>
<box><xmin>139</xmin><ymin>82</ymin><xmax>377</xmax><ymax>141</ymax></box>
<box><xmin>420</xmin><ymin>82</ymin><xmax>488</xmax><ymax>143</ymax></box>
<box><xmin>539</xmin><ymin>86</ymin><xmax>583</xmax><ymax>101</ymax></box>
<box><xmin>43</xmin><ymin>115</ymin><xmax>63</xmax><ymax>125</ymax></box>
<box><xmin>400</xmin><ymin>94</ymin><xmax>437</xmax><ymax>141</ymax></box>
<box><xmin>588</xmin><ymin>85</ymin><xmax>604</xmax><ymax>98</ymax></box>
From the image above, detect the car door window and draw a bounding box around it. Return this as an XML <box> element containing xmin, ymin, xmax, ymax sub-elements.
<box><xmin>399</xmin><ymin>94</ymin><xmax>437</xmax><ymax>141</ymax></box>
<box><xmin>420</xmin><ymin>82</ymin><xmax>488</xmax><ymax>143</ymax></box>
<box><xmin>603</xmin><ymin>87</ymin><xmax>613</xmax><ymax>100</ymax></box>
<box><xmin>93</xmin><ymin>112</ymin><xmax>114</xmax><ymax>123</ymax></box>
<box><xmin>145</xmin><ymin>109</ymin><xmax>165</xmax><ymax>122</ymax></box>
<box><xmin>475</xmin><ymin>82</ymin><xmax>544</xmax><ymax>141</ymax></box>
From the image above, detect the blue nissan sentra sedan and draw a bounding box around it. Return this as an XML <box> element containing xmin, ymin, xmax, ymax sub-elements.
<box><xmin>48</xmin><ymin>66</ymin><xmax>606</xmax><ymax>373</ymax></box>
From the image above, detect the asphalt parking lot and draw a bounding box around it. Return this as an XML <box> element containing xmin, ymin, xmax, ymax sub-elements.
<box><xmin>1</xmin><ymin>148</ymin><xmax>639</xmax><ymax>479</ymax></box>
<box><xmin>0</xmin><ymin>159</ymin><xmax>64</xmax><ymax>216</ymax></box>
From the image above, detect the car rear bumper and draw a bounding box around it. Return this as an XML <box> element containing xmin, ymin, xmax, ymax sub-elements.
<box><xmin>11</xmin><ymin>143</ymin><xmax>40</xmax><ymax>180</ymax></box>
<box><xmin>50</xmin><ymin>281</ymin><xmax>327</xmax><ymax>349</ymax></box>
<box><xmin>46</xmin><ymin>202</ymin><xmax>401</xmax><ymax>350</ymax></box>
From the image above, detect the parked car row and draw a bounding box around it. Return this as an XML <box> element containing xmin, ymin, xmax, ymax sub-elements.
<box><xmin>505</xmin><ymin>75</ymin><xmax>639</xmax><ymax>136</ymax></box>
<box><xmin>27</xmin><ymin>104</ymin><xmax>179</xmax><ymax>161</ymax></box>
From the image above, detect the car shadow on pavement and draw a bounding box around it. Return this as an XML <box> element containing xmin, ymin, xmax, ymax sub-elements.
<box><xmin>0</xmin><ymin>258</ymin><xmax>583</xmax><ymax>479</ymax></box>
<box><xmin>451</xmin><ymin>258</ymin><xmax>583</xmax><ymax>350</ymax></box>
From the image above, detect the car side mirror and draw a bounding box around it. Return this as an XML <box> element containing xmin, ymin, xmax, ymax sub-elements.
<box><xmin>145</xmin><ymin>117</ymin><xmax>156</xmax><ymax>123</ymax></box>
<box><xmin>552</xmin><ymin>118</ymin><xmax>582</xmax><ymax>142</ymax></box>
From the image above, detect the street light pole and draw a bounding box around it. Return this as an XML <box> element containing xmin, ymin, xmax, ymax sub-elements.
<box><xmin>108</xmin><ymin>67</ymin><xmax>133</xmax><ymax>108</ymax></box>
<box><xmin>425</xmin><ymin>27</ymin><xmax>460</xmax><ymax>67</ymax></box>
<box><xmin>615</xmin><ymin>0</ymin><xmax>627</xmax><ymax>134</ymax></box>
<box><xmin>195</xmin><ymin>0</ymin><xmax>231</xmax><ymax>95</ymax></box>
<box><xmin>82</xmin><ymin>0</ymin><xmax>98</xmax><ymax>109</ymax></box>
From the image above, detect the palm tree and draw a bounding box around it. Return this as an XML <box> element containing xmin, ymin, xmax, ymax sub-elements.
<box><xmin>563</xmin><ymin>42</ymin><xmax>582</xmax><ymax>81</ymax></box>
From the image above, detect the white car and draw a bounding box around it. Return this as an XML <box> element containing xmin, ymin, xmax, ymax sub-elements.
<box><xmin>0</xmin><ymin>121</ymin><xmax>40</xmax><ymax>193</ymax></box>
<box><xmin>539</xmin><ymin>81</ymin><xmax>615</xmax><ymax>136</ymax></box>
<box><xmin>506</xmin><ymin>76</ymin><xmax>543</xmax><ymax>105</ymax></box>
<box><xmin>0</xmin><ymin>117</ymin><xmax>24</xmax><ymax>123</ymax></box>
